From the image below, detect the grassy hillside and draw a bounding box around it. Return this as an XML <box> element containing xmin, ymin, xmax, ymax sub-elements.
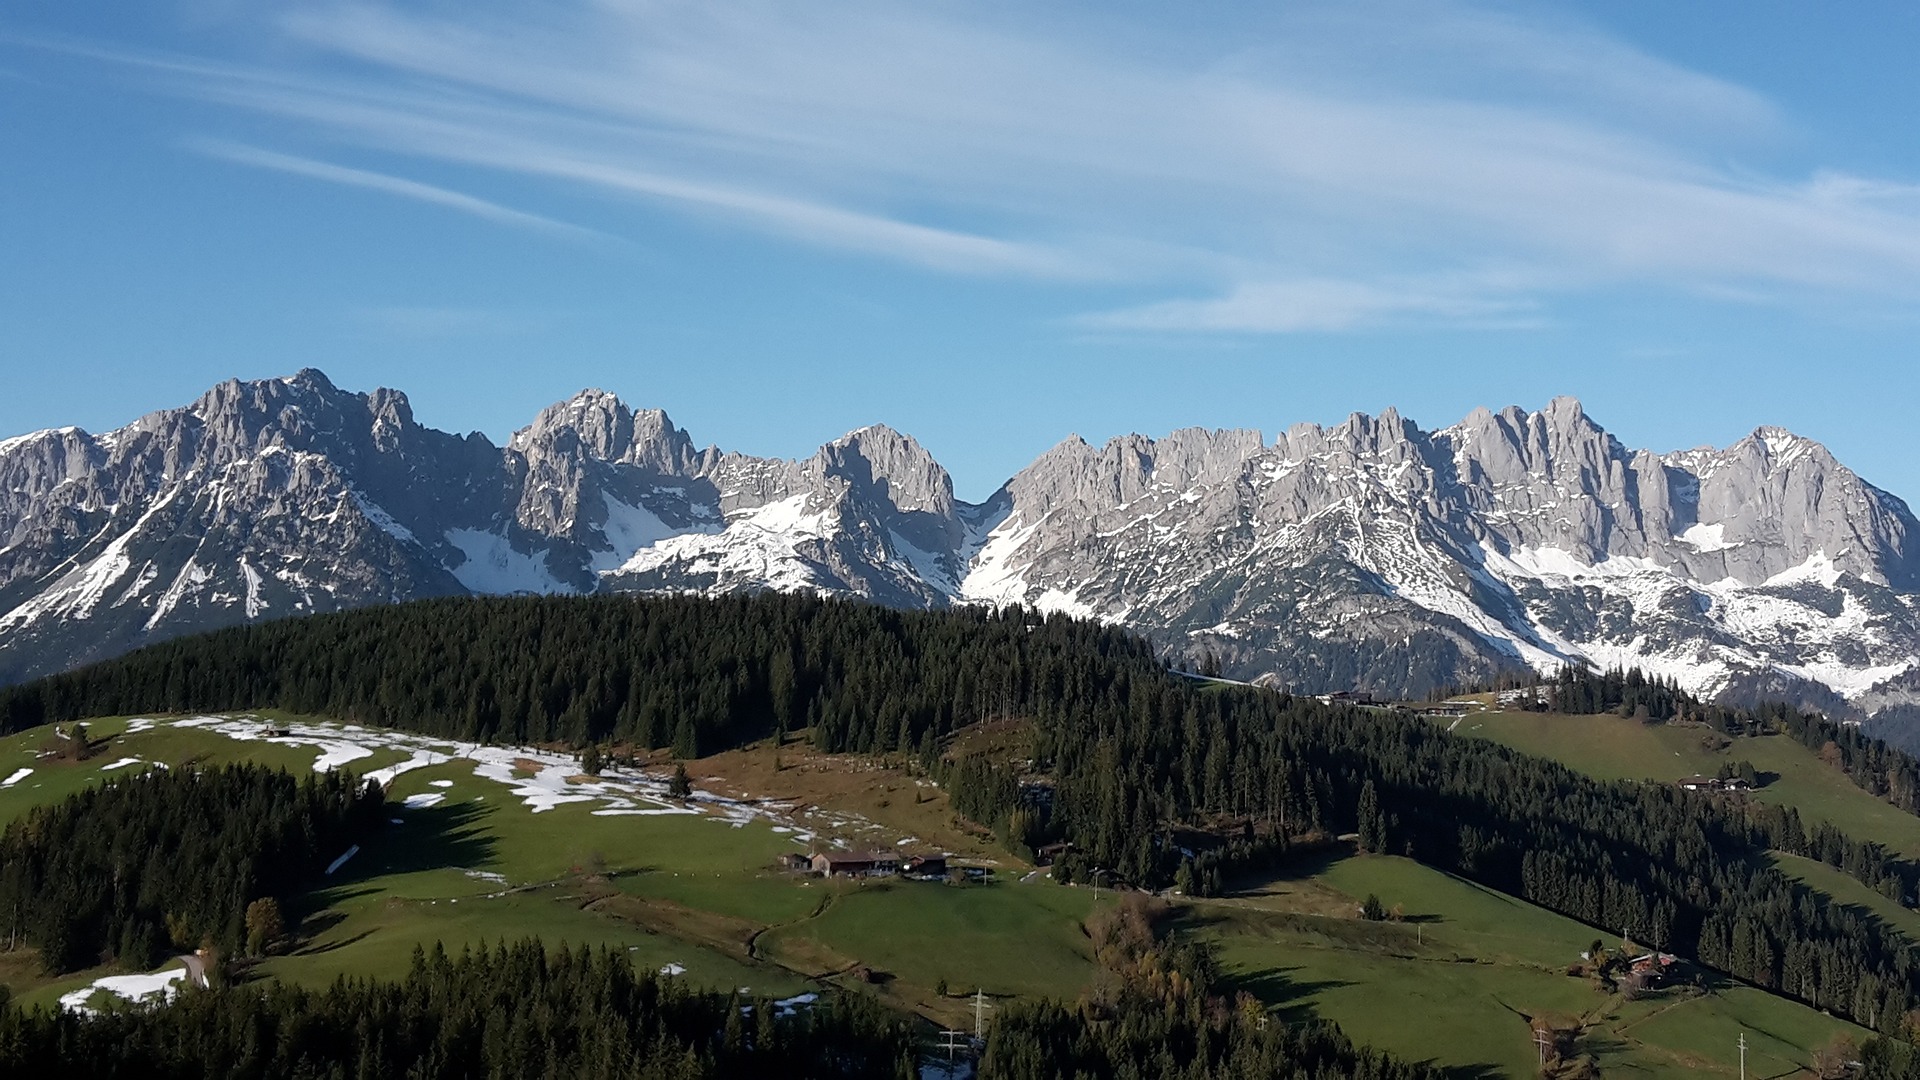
<box><xmin>0</xmin><ymin>710</ymin><xmax>1894</xmax><ymax>1076</ymax></box>
<box><xmin>1451</xmin><ymin>709</ymin><xmax>1920</xmax><ymax>858</ymax></box>
<box><xmin>1197</xmin><ymin>851</ymin><xmax>1870</xmax><ymax>1077</ymax></box>
<box><xmin>0</xmin><ymin>712</ymin><xmax>1101</xmax><ymax>1033</ymax></box>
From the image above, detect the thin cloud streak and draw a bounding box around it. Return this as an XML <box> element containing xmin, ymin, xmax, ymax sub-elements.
<box><xmin>191</xmin><ymin>140</ymin><xmax>610</xmax><ymax>243</ymax></box>
<box><xmin>51</xmin><ymin>2</ymin><xmax>1920</xmax><ymax>331</ymax></box>
<box><xmin>1083</xmin><ymin>275</ymin><xmax>1545</xmax><ymax>334</ymax></box>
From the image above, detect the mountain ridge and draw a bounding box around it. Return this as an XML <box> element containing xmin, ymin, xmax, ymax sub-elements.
<box><xmin>3</xmin><ymin>369</ymin><xmax>1916</xmax><ymax>732</ymax></box>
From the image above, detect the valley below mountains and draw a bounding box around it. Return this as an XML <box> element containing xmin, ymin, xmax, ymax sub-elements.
<box><xmin>4</xmin><ymin>369</ymin><xmax>1918</xmax><ymax>736</ymax></box>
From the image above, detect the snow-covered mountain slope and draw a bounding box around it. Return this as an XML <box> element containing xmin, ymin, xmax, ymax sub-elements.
<box><xmin>3</xmin><ymin>371</ymin><xmax>1917</xmax><ymax>730</ymax></box>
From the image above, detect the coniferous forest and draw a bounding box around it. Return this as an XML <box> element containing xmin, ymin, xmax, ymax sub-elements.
<box><xmin>5</xmin><ymin>595</ymin><xmax>1920</xmax><ymax>1036</ymax></box>
<box><xmin>0</xmin><ymin>765</ymin><xmax>383</xmax><ymax>973</ymax></box>
<box><xmin>0</xmin><ymin>939</ymin><xmax>918</xmax><ymax>1079</ymax></box>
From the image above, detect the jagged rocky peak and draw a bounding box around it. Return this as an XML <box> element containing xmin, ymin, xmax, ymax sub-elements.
<box><xmin>1003</xmin><ymin>427</ymin><xmax>1266</xmax><ymax>519</ymax></box>
<box><xmin>12</xmin><ymin>370</ymin><xmax>1920</xmax><ymax>728</ymax></box>
<box><xmin>809</xmin><ymin>424</ymin><xmax>956</xmax><ymax>518</ymax></box>
<box><xmin>509</xmin><ymin>388</ymin><xmax>696</xmax><ymax>474</ymax></box>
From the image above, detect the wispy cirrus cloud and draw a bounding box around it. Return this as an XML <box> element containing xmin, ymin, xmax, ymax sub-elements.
<box><xmin>1082</xmin><ymin>274</ymin><xmax>1546</xmax><ymax>334</ymax></box>
<box><xmin>41</xmin><ymin>1</ymin><xmax>1920</xmax><ymax>331</ymax></box>
<box><xmin>191</xmin><ymin>140</ymin><xmax>609</xmax><ymax>242</ymax></box>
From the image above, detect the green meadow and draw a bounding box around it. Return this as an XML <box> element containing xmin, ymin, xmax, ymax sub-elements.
<box><xmin>1198</xmin><ymin>851</ymin><xmax>1870</xmax><ymax>1078</ymax></box>
<box><xmin>0</xmin><ymin>711</ymin><xmax>1905</xmax><ymax>1075</ymax></box>
<box><xmin>1453</xmin><ymin>709</ymin><xmax>1920</xmax><ymax>857</ymax></box>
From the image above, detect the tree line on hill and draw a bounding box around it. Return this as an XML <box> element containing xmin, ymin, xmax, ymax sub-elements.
<box><xmin>5</xmin><ymin>595</ymin><xmax>1920</xmax><ymax>1032</ymax></box>
<box><xmin>0</xmin><ymin>939</ymin><xmax>917</xmax><ymax>1079</ymax></box>
<box><xmin>0</xmin><ymin>594</ymin><xmax>1162</xmax><ymax>762</ymax></box>
<box><xmin>0</xmin><ymin>927</ymin><xmax>1449</xmax><ymax>1080</ymax></box>
<box><xmin>959</xmin><ymin>669</ymin><xmax>1920</xmax><ymax>1033</ymax></box>
<box><xmin>1546</xmin><ymin>665</ymin><xmax>1920</xmax><ymax>823</ymax></box>
<box><xmin>0</xmin><ymin>764</ymin><xmax>382</xmax><ymax>973</ymax></box>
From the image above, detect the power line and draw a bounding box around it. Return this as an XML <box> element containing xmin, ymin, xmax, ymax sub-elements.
<box><xmin>939</xmin><ymin>1029</ymin><xmax>968</xmax><ymax>1062</ymax></box>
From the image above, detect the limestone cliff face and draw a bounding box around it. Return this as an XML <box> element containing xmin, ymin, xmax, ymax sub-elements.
<box><xmin>4</xmin><ymin>371</ymin><xmax>1918</xmax><ymax>730</ymax></box>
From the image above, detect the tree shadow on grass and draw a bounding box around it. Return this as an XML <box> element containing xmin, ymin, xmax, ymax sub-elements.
<box><xmin>353</xmin><ymin>801</ymin><xmax>498</xmax><ymax>880</ymax></box>
<box><xmin>1227</xmin><ymin>964</ymin><xmax>1353</xmax><ymax>1010</ymax></box>
<box><xmin>1223</xmin><ymin>846</ymin><xmax>1348</xmax><ymax>896</ymax></box>
<box><xmin>291</xmin><ymin>928</ymin><xmax>379</xmax><ymax>957</ymax></box>
<box><xmin>294</xmin><ymin>802</ymin><xmax>498</xmax><ymax>918</ymax></box>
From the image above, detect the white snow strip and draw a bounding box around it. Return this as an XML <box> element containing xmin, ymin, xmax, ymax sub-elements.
<box><xmin>310</xmin><ymin>741</ymin><xmax>375</xmax><ymax>772</ymax></box>
<box><xmin>446</xmin><ymin>528</ymin><xmax>575</xmax><ymax>595</ymax></box>
<box><xmin>402</xmin><ymin>792</ymin><xmax>445</xmax><ymax>810</ymax></box>
<box><xmin>0</xmin><ymin>427</ymin><xmax>78</xmax><ymax>457</ymax></box>
<box><xmin>1764</xmin><ymin>551</ymin><xmax>1845</xmax><ymax>589</ymax></box>
<box><xmin>100</xmin><ymin>757</ymin><xmax>145</xmax><ymax>771</ymax></box>
<box><xmin>326</xmin><ymin>845</ymin><xmax>361</xmax><ymax>875</ymax></box>
<box><xmin>365</xmin><ymin>749</ymin><xmax>453</xmax><ymax>788</ymax></box>
<box><xmin>1679</xmin><ymin>522</ymin><xmax>1733</xmax><ymax>552</ymax></box>
<box><xmin>590</xmin><ymin>493</ymin><xmax>716</xmax><ymax>573</ymax></box>
<box><xmin>149</xmin><ymin>715</ymin><xmax>880</xmax><ymax>841</ymax></box>
<box><xmin>239</xmin><ymin>558</ymin><xmax>267</xmax><ymax>618</ymax></box>
<box><xmin>59</xmin><ymin>966</ymin><xmax>188</xmax><ymax>1015</ymax></box>
<box><xmin>1</xmin><ymin>489</ymin><xmax>182</xmax><ymax>632</ymax></box>
<box><xmin>773</xmin><ymin>992</ymin><xmax>820</xmax><ymax>1016</ymax></box>
<box><xmin>611</xmin><ymin>493</ymin><xmax>836</xmax><ymax>593</ymax></box>
<box><xmin>957</xmin><ymin>516</ymin><xmax>1041</xmax><ymax>607</ymax></box>
<box><xmin>1</xmin><ymin>768</ymin><xmax>31</xmax><ymax>787</ymax></box>
<box><xmin>352</xmin><ymin>491</ymin><xmax>419</xmax><ymax>545</ymax></box>
<box><xmin>659</xmin><ymin>963</ymin><xmax>687</xmax><ymax>977</ymax></box>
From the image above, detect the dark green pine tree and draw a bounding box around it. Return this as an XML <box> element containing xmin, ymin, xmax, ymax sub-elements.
<box><xmin>1356</xmin><ymin>779</ymin><xmax>1386</xmax><ymax>853</ymax></box>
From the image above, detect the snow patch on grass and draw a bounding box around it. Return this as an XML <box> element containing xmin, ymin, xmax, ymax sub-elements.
<box><xmin>59</xmin><ymin>966</ymin><xmax>187</xmax><ymax>1015</ymax></box>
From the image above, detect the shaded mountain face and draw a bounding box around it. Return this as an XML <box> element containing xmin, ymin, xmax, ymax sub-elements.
<box><xmin>3</xmin><ymin>371</ymin><xmax>1917</xmax><ymax>728</ymax></box>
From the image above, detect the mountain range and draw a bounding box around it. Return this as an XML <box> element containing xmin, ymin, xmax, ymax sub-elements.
<box><xmin>4</xmin><ymin>369</ymin><xmax>1918</xmax><ymax>738</ymax></box>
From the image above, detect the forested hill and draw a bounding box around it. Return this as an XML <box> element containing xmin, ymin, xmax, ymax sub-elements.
<box><xmin>9</xmin><ymin>593</ymin><xmax>1920</xmax><ymax>1036</ymax></box>
<box><xmin>0</xmin><ymin>594</ymin><xmax>1162</xmax><ymax>758</ymax></box>
<box><xmin>1</xmin><ymin>765</ymin><xmax>383</xmax><ymax>973</ymax></box>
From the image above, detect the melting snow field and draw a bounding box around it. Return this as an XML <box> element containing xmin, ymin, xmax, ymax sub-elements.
<box><xmin>139</xmin><ymin>715</ymin><xmax>820</xmax><ymax>834</ymax></box>
<box><xmin>1</xmin><ymin>767</ymin><xmax>31</xmax><ymax>787</ymax></box>
<box><xmin>58</xmin><ymin>967</ymin><xmax>188</xmax><ymax>1015</ymax></box>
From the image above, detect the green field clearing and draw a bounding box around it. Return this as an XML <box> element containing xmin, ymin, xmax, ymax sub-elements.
<box><xmin>759</xmin><ymin>876</ymin><xmax>1103</xmax><ymax>1014</ymax></box>
<box><xmin>0</xmin><ymin>714</ymin><xmax>1107</xmax><ymax>1030</ymax></box>
<box><xmin>1453</xmin><ymin>710</ymin><xmax>1920</xmax><ymax>858</ymax></box>
<box><xmin>0</xmin><ymin>715</ymin><xmax>343</xmax><ymax>824</ymax></box>
<box><xmin>1191</xmin><ymin>851</ymin><xmax>1869</xmax><ymax>1077</ymax></box>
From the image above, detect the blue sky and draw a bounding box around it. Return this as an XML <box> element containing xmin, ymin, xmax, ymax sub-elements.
<box><xmin>4</xmin><ymin>1</ymin><xmax>1920</xmax><ymax>503</ymax></box>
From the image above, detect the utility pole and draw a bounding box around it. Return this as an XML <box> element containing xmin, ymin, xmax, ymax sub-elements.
<box><xmin>940</xmin><ymin>1030</ymin><xmax>967</xmax><ymax>1062</ymax></box>
<box><xmin>973</xmin><ymin>989</ymin><xmax>993</xmax><ymax>1040</ymax></box>
<box><xmin>1738</xmin><ymin>1032</ymin><xmax>1747</xmax><ymax>1080</ymax></box>
<box><xmin>1534</xmin><ymin>1027</ymin><xmax>1551</xmax><ymax>1069</ymax></box>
